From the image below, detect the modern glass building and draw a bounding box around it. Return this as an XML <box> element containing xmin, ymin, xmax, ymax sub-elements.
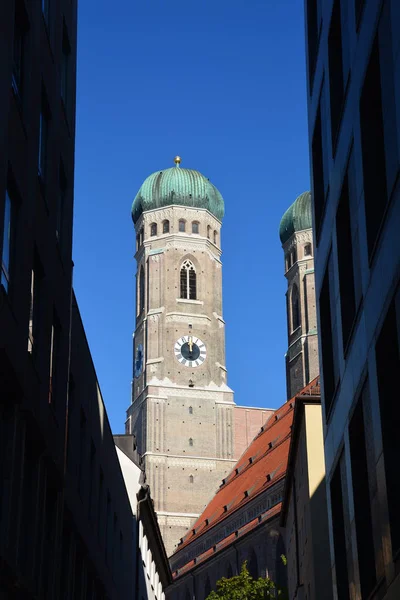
<box><xmin>305</xmin><ymin>0</ymin><xmax>400</xmax><ymax>598</ymax></box>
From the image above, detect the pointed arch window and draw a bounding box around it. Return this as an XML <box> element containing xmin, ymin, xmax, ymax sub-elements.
<box><xmin>150</xmin><ymin>222</ymin><xmax>157</xmax><ymax>237</ymax></box>
<box><xmin>304</xmin><ymin>243</ymin><xmax>312</xmax><ymax>256</ymax></box>
<box><xmin>213</xmin><ymin>230</ymin><xmax>218</xmax><ymax>245</ymax></box>
<box><xmin>179</xmin><ymin>219</ymin><xmax>186</xmax><ymax>232</ymax></box>
<box><xmin>189</xmin><ymin>474</ymin><xmax>194</xmax><ymax>484</ymax></box>
<box><xmin>180</xmin><ymin>260</ymin><xmax>196</xmax><ymax>300</ymax></box>
<box><xmin>192</xmin><ymin>221</ymin><xmax>199</xmax><ymax>234</ymax></box>
<box><xmin>139</xmin><ymin>265</ymin><xmax>145</xmax><ymax>314</ymax></box>
<box><xmin>163</xmin><ymin>220</ymin><xmax>169</xmax><ymax>234</ymax></box>
<box><xmin>207</xmin><ymin>225</ymin><xmax>211</xmax><ymax>239</ymax></box>
<box><xmin>291</xmin><ymin>283</ymin><xmax>300</xmax><ymax>331</ymax></box>
<box><xmin>189</xmin><ymin>406</ymin><xmax>193</xmax><ymax>414</ymax></box>
<box><xmin>189</xmin><ymin>438</ymin><xmax>193</xmax><ymax>446</ymax></box>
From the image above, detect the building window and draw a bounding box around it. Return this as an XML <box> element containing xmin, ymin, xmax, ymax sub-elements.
<box><xmin>1</xmin><ymin>189</ymin><xmax>14</xmax><ymax>293</ymax></box>
<box><xmin>42</xmin><ymin>0</ymin><xmax>49</xmax><ymax>25</ymax></box>
<box><xmin>61</xmin><ymin>24</ymin><xmax>70</xmax><ymax>109</ymax></box>
<box><xmin>139</xmin><ymin>265</ymin><xmax>145</xmax><ymax>313</ymax></box>
<box><xmin>38</xmin><ymin>96</ymin><xmax>49</xmax><ymax>182</ymax></box>
<box><xmin>304</xmin><ymin>243</ymin><xmax>312</xmax><ymax>256</ymax></box>
<box><xmin>48</xmin><ymin>314</ymin><xmax>61</xmax><ymax>406</ymax></box>
<box><xmin>27</xmin><ymin>256</ymin><xmax>43</xmax><ymax>354</ymax></box>
<box><xmin>179</xmin><ymin>220</ymin><xmax>186</xmax><ymax>232</ymax></box>
<box><xmin>312</xmin><ymin>104</ymin><xmax>325</xmax><ymax>241</ymax></box>
<box><xmin>189</xmin><ymin>406</ymin><xmax>193</xmax><ymax>414</ymax></box>
<box><xmin>336</xmin><ymin>172</ymin><xmax>357</xmax><ymax>350</ymax></box>
<box><xmin>162</xmin><ymin>220</ymin><xmax>169</xmax><ymax>234</ymax></box>
<box><xmin>376</xmin><ymin>296</ymin><xmax>400</xmax><ymax>556</ymax></box>
<box><xmin>180</xmin><ymin>259</ymin><xmax>196</xmax><ymax>300</ymax></box>
<box><xmin>12</xmin><ymin>4</ymin><xmax>27</xmax><ymax>98</ymax></box>
<box><xmin>213</xmin><ymin>230</ymin><xmax>218</xmax><ymax>245</ymax></box>
<box><xmin>291</xmin><ymin>284</ymin><xmax>300</xmax><ymax>331</ymax></box>
<box><xmin>189</xmin><ymin>438</ymin><xmax>193</xmax><ymax>446</ymax></box>
<box><xmin>330</xmin><ymin>455</ymin><xmax>350</xmax><ymax>600</ymax></box>
<box><xmin>360</xmin><ymin>30</ymin><xmax>397</xmax><ymax>260</ymax></box>
<box><xmin>285</xmin><ymin>253</ymin><xmax>290</xmax><ymax>270</ymax></box>
<box><xmin>140</xmin><ymin>227</ymin><xmax>144</xmax><ymax>245</ymax></box>
<box><xmin>207</xmin><ymin>225</ymin><xmax>211</xmax><ymax>239</ymax></box>
<box><xmin>189</xmin><ymin>475</ymin><xmax>194</xmax><ymax>484</ymax></box>
<box><xmin>328</xmin><ymin>0</ymin><xmax>344</xmax><ymax>151</ymax></box>
<box><xmin>320</xmin><ymin>253</ymin><xmax>339</xmax><ymax>417</ymax></box>
<box><xmin>150</xmin><ymin>223</ymin><xmax>157</xmax><ymax>237</ymax></box>
<box><xmin>192</xmin><ymin>221</ymin><xmax>199</xmax><ymax>234</ymax></box>
<box><xmin>57</xmin><ymin>161</ymin><xmax>67</xmax><ymax>244</ymax></box>
<box><xmin>349</xmin><ymin>384</ymin><xmax>377</xmax><ymax>598</ymax></box>
<box><xmin>291</xmin><ymin>247</ymin><xmax>297</xmax><ymax>264</ymax></box>
<box><xmin>306</xmin><ymin>0</ymin><xmax>319</xmax><ymax>88</ymax></box>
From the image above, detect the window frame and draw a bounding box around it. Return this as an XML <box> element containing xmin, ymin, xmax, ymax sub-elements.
<box><xmin>180</xmin><ymin>259</ymin><xmax>197</xmax><ymax>300</ymax></box>
<box><xmin>192</xmin><ymin>221</ymin><xmax>199</xmax><ymax>234</ymax></box>
<box><xmin>162</xmin><ymin>220</ymin><xmax>170</xmax><ymax>234</ymax></box>
<box><xmin>179</xmin><ymin>219</ymin><xmax>186</xmax><ymax>233</ymax></box>
<box><xmin>150</xmin><ymin>222</ymin><xmax>157</xmax><ymax>237</ymax></box>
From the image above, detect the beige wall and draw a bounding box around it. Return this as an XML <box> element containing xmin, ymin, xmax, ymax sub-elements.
<box><xmin>234</xmin><ymin>406</ymin><xmax>274</xmax><ymax>459</ymax></box>
<box><xmin>284</xmin><ymin>403</ymin><xmax>332</xmax><ymax>600</ymax></box>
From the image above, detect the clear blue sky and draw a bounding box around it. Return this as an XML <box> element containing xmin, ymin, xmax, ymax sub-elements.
<box><xmin>73</xmin><ymin>0</ymin><xmax>311</xmax><ymax>433</ymax></box>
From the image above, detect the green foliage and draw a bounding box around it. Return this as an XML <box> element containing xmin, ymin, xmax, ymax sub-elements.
<box><xmin>205</xmin><ymin>561</ymin><xmax>281</xmax><ymax>600</ymax></box>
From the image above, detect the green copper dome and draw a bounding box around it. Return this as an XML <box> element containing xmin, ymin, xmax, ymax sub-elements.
<box><xmin>131</xmin><ymin>160</ymin><xmax>225</xmax><ymax>224</ymax></box>
<box><xmin>279</xmin><ymin>191</ymin><xmax>312</xmax><ymax>244</ymax></box>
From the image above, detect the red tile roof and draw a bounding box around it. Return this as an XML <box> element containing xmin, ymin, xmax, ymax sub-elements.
<box><xmin>171</xmin><ymin>377</ymin><xmax>320</xmax><ymax>579</ymax></box>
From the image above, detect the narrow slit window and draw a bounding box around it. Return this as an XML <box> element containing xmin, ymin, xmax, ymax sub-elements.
<box><xmin>207</xmin><ymin>225</ymin><xmax>211</xmax><ymax>239</ymax></box>
<box><xmin>213</xmin><ymin>230</ymin><xmax>218</xmax><ymax>245</ymax></box>
<box><xmin>189</xmin><ymin>475</ymin><xmax>194</xmax><ymax>483</ymax></box>
<box><xmin>189</xmin><ymin>438</ymin><xmax>193</xmax><ymax>447</ymax></box>
<box><xmin>291</xmin><ymin>284</ymin><xmax>300</xmax><ymax>331</ymax></box>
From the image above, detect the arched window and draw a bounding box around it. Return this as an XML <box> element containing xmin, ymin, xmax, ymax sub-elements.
<box><xmin>189</xmin><ymin>438</ymin><xmax>193</xmax><ymax>446</ymax></box>
<box><xmin>291</xmin><ymin>247</ymin><xmax>297</xmax><ymax>264</ymax></box>
<box><xmin>304</xmin><ymin>243</ymin><xmax>312</xmax><ymax>256</ymax></box>
<box><xmin>189</xmin><ymin>406</ymin><xmax>193</xmax><ymax>414</ymax></box>
<box><xmin>150</xmin><ymin>223</ymin><xmax>157</xmax><ymax>236</ymax></box>
<box><xmin>207</xmin><ymin>225</ymin><xmax>211</xmax><ymax>239</ymax></box>
<box><xmin>179</xmin><ymin>219</ymin><xmax>186</xmax><ymax>232</ymax></box>
<box><xmin>285</xmin><ymin>253</ymin><xmax>290</xmax><ymax>271</ymax></box>
<box><xmin>189</xmin><ymin>474</ymin><xmax>194</xmax><ymax>484</ymax></box>
<box><xmin>291</xmin><ymin>284</ymin><xmax>300</xmax><ymax>331</ymax></box>
<box><xmin>163</xmin><ymin>220</ymin><xmax>169</xmax><ymax>234</ymax></box>
<box><xmin>139</xmin><ymin>228</ymin><xmax>144</xmax><ymax>245</ymax></box>
<box><xmin>136</xmin><ymin>234</ymin><xmax>140</xmax><ymax>251</ymax></box>
<box><xmin>213</xmin><ymin>230</ymin><xmax>218</xmax><ymax>245</ymax></box>
<box><xmin>192</xmin><ymin>221</ymin><xmax>199</xmax><ymax>234</ymax></box>
<box><xmin>180</xmin><ymin>260</ymin><xmax>196</xmax><ymax>300</ymax></box>
<box><xmin>139</xmin><ymin>265</ymin><xmax>145</xmax><ymax>313</ymax></box>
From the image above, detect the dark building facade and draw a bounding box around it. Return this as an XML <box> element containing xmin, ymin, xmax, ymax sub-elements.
<box><xmin>0</xmin><ymin>1</ymin><xmax>134</xmax><ymax>598</ymax></box>
<box><xmin>306</xmin><ymin>0</ymin><xmax>400</xmax><ymax>598</ymax></box>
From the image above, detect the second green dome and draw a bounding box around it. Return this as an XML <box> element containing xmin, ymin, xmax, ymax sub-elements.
<box><xmin>131</xmin><ymin>162</ymin><xmax>225</xmax><ymax>224</ymax></box>
<box><xmin>279</xmin><ymin>191</ymin><xmax>312</xmax><ymax>244</ymax></box>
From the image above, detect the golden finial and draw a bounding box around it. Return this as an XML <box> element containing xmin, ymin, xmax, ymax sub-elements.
<box><xmin>174</xmin><ymin>156</ymin><xmax>182</xmax><ymax>167</ymax></box>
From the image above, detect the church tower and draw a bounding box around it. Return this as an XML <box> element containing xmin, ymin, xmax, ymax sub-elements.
<box><xmin>279</xmin><ymin>191</ymin><xmax>319</xmax><ymax>399</ymax></box>
<box><xmin>126</xmin><ymin>158</ymin><xmax>237</xmax><ymax>555</ymax></box>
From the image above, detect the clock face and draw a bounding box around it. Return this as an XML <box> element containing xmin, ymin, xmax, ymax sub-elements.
<box><xmin>174</xmin><ymin>335</ymin><xmax>206</xmax><ymax>368</ymax></box>
<box><xmin>134</xmin><ymin>343</ymin><xmax>143</xmax><ymax>378</ymax></box>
